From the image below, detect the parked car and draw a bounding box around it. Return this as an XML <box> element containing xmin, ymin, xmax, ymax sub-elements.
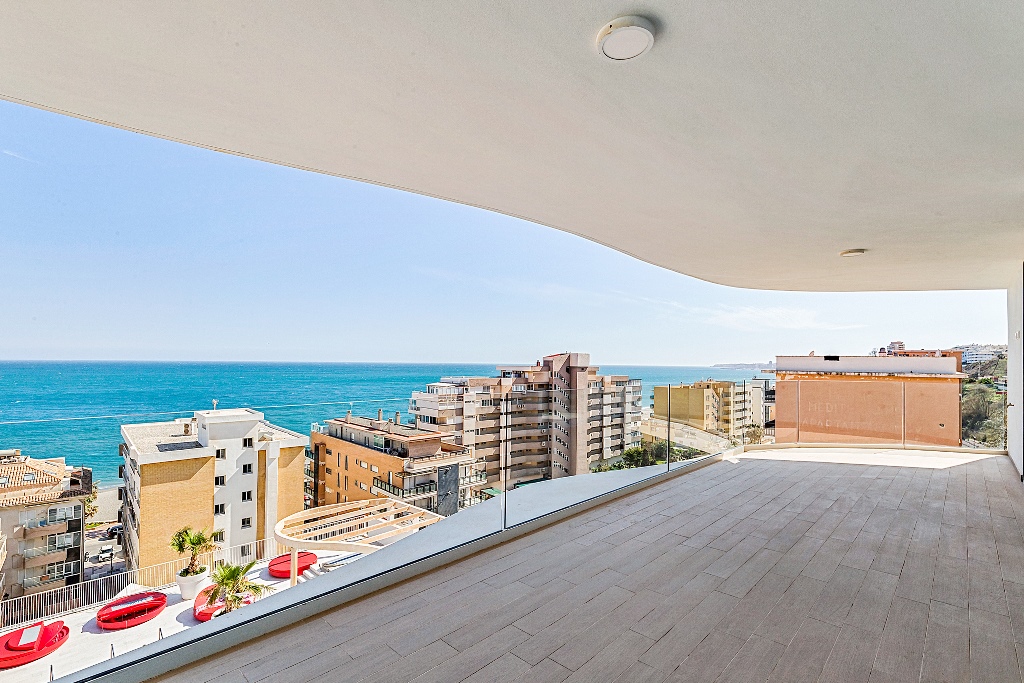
<box><xmin>97</xmin><ymin>545</ymin><xmax>114</xmax><ymax>562</ymax></box>
<box><xmin>107</xmin><ymin>524</ymin><xmax>122</xmax><ymax>539</ymax></box>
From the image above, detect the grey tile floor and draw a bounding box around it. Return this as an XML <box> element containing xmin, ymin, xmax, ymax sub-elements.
<box><xmin>155</xmin><ymin>451</ymin><xmax>1024</xmax><ymax>683</ymax></box>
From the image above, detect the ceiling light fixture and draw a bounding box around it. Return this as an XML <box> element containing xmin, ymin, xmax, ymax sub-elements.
<box><xmin>598</xmin><ymin>16</ymin><xmax>655</xmax><ymax>61</ymax></box>
<box><xmin>839</xmin><ymin>249</ymin><xmax>867</xmax><ymax>257</ymax></box>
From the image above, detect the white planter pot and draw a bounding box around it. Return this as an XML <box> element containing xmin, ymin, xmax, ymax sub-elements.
<box><xmin>176</xmin><ymin>568</ymin><xmax>209</xmax><ymax>600</ymax></box>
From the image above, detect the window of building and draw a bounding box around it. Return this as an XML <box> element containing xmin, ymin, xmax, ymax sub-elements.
<box><xmin>359</xmin><ymin>482</ymin><xmax>368</xmax><ymax>491</ymax></box>
<box><xmin>242</xmin><ymin>463</ymin><xmax>252</xmax><ymax>474</ymax></box>
<box><xmin>216</xmin><ymin>449</ymin><xmax>226</xmax><ymax>460</ymax></box>
<box><xmin>241</xmin><ymin>517</ymin><xmax>251</xmax><ymax>529</ymax></box>
<box><xmin>360</xmin><ymin>461</ymin><xmax>368</xmax><ymax>469</ymax></box>
<box><xmin>325</xmin><ymin>448</ymin><xmax>332</xmax><ymax>455</ymax></box>
<box><xmin>211</xmin><ymin>531</ymin><xmax>224</xmax><ymax>543</ymax></box>
<box><xmin>344</xmin><ymin>476</ymin><xmax>348</xmax><ymax>490</ymax></box>
<box><xmin>242</xmin><ymin>438</ymin><xmax>253</xmax><ymax>448</ymax></box>
<box><xmin>215</xmin><ymin>476</ymin><xmax>225</xmax><ymax>486</ymax></box>
<box><xmin>326</xmin><ymin>467</ymin><xmax>332</xmax><ymax>474</ymax></box>
<box><xmin>241</xmin><ymin>490</ymin><xmax>252</xmax><ymax>502</ymax></box>
<box><xmin>240</xmin><ymin>544</ymin><xmax>251</xmax><ymax>557</ymax></box>
<box><xmin>214</xmin><ymin>504</ymin><xmax>225</xmax><ymax>515</ymax></box>
<box><xmin>23</xmin><ymin>472</ymin><xmax>36</xmax><ymax>482</ymax></box>
<box><xmin>370</xmin><ymin>465</ymin><xmax>378</xmax><ymax>473</ymax></box>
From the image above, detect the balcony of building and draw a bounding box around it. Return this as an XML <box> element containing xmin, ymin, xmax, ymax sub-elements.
<box><xmin>131</xmin><ymin>444</ymin><xmax>1024</xmax><ymax>683</ymax></box>
<box><xmin>403</xmin><ymin>448</ymin><xmax>478</xmax><ymax>474</ymax></box>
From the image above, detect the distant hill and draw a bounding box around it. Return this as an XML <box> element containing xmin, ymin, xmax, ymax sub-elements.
<box><xmin>964</xmin><ymin>357</ymin><xmax>1007</xmax><ymax>380</ymax></box>
<box><xmin>711</xmin><ymin>362</ymin><xmax>774</xmax><ymax>370</ymax></box>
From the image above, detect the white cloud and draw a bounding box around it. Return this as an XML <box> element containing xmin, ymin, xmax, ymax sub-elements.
<box><xmin>3</xmin><ymin>150</ymin><xmax>38</xmax><ymax>164</ymax></box>
<box><xmin>701</xmin><ymin>305</ymin><xmax>865</xmax><ymax>331</ymax></box>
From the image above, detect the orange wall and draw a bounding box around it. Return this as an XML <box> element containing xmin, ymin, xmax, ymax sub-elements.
<box><xmin>775</xmin><ymin>375</ymin><xmax>961</xmax><ymax>447</ymax></box>
<box><xmin>904</xmin><ymin>382</ymin><xmax>961</xmax><ymax>447</ymax></box>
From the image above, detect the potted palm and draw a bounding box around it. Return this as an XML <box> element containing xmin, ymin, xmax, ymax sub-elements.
<box><xmin>205</xmin><ymin>561</ymin><xmax>273</xmax><ymax>617</ymax></box>
<box><xmin>170</xmin><ymin>526</ymin><xmax>216</xmax><ymax>600</ymax></box>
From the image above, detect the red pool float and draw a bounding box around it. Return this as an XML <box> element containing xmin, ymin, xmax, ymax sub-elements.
<box><xmin>0</xmin><ymin>621</ymin><xmax>69</xmax><ymax>669</ymax></box>
<box><xmin>193</xmin><ymin>585</ymin><xmax>254</xmax><ymax>622</ymax></box>
<box><xmin>96</xmin><ymin>591</ymin><xmax>168</xmax><ymax>630</ymax></box>
<box><xmin>267</xmin><ymin>551</ymin><xmax>317</xmax><ymax>579</ymax></box>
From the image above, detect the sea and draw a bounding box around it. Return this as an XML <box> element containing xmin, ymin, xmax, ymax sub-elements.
<box><xmin>0</xmin><ymin>362</ymin><xmax>770</xmax><ymax>488</ymax></box>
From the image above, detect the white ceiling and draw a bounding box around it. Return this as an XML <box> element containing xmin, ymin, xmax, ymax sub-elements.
<box><xmin>2</xmin><ymin>3</ymin><xmax>1022</xmax><ymax>291</ymax></box>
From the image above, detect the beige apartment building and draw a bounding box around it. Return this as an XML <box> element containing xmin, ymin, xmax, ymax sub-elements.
<box><xmin>119</xmin><ymin>408</ymin><xmax>308</xmax><ymax>569</ymax></box>
<box><xmin>409</xmin><ymin>353</ymin><xmax>643</xmax><ymax>488</ymax></box>
<box><xmin>774</xmin><ymin>354</ymin><xmax>964</xmax><ymax>447</ymax></box>
<box><xmin>652</xmin><ymin>380</ymin><xmax>765</xmax><ymax>440</ymax></box>
<box><xmin>308</xmin><ymin>410</ymin><xmax>486</xmax><ymax>515</ymax></box>
<box><xmin>0</xmin><ymin>450</ymin><xmax>92</xmax><ymax>598</ymax></box>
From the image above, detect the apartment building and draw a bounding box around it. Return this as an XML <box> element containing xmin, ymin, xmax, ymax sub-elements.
<box><xmin>0</xmin><ymin>450</ymin><xmax>92</xmax><ymax>598</ymax></box>
<box><xmin>652</xmin><ymin>380</ymin><xmax>765</xmax><ymax>440</ymax></box>
<box><xmin>774</xmin><ymin>354</ymin><xmax>964</xmax><ymax>446</ymax></box>
<box><xmin>308</xmin><ymin>410</ymin><xmax>486</xmax><ymax>515</ymax></box>
<box><xmin>955</xmin><ymin>343</ymin><xmax>1007</xmax><ymax>365</ymax></box>
<box><xmin>119</xmin><ymin>409</ymin><xmax>308</xmax><ymax>569</ymax></box>
<box><xmin>409</xmin><ymin>353</ymin><xmax>642</xmax><ymax>488</ymax></box>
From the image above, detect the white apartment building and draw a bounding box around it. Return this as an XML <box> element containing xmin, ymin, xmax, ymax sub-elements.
<box><xmin>954</xmin><ymin>344</ymin><xmax>1007</xmax><ymax>365</ymax></box>
<box><xmin>119</xmin><ymin>408</ymin><xmax>308</xmax><ymax>569</ymax></box>
<box><xmin>409</xmin><ymin>353</ymin><xmax>642</xmax><ymax>488</ymax></box>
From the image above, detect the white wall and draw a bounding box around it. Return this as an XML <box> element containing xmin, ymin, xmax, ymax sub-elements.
<box><xmin>777</xmin><ymin>354</ymin><xmax>958</xmax><ymax>375</ymax></box>
<box><xmin>1009</xmin><ymin>263</ymin><xmax>1023</xmax><ymax>478</ymax></box>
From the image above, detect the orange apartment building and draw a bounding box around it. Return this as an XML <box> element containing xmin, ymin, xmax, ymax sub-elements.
<box><xmin>774</xmin><ymin>354</ymin><xmax>964</xmax><ymax>447</ymax></box>
<box><xmin>308</xmin><ymin>410</ymin><xmax>487</xmax><ymax>516</ymax></box>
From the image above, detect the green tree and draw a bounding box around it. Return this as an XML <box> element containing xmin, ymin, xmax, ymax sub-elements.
<box><xmin>205</xmin><ymin>561</ymin><xmax>274</xmax><ymax>615</ymax></box>
<box><xmin>82</xmin><ymin>484</ymin><xmax>99</xmax><ymax>520</ymax></box>
<box><xmin>170</xmin><ymin>526</ymin><xmax>217</xmax><ymax>577</ymax></box>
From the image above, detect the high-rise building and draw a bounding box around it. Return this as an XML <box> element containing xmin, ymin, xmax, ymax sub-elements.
<box><xmin>308</xmin><ymin>410</ymin><xmax>487</xmax><ymax>515</ymax></box>
<box><xmin>0</xmin><ymin>450</ymin><xmax>92</xmax><ymax>598</ymax></box>
<box><xmin>119</xmin><ymin>409</ymin><xmax>308</xmax><ymax>569</ymax></box>
<box><xmin>652</xmin><ymin>380</ymin><xmax>765</xmax><ymax>440</ymax></box>
<box><xmin>409</xmin><ymin>353</ymin><xmax>642</xmax><ymax>488</ymax></box>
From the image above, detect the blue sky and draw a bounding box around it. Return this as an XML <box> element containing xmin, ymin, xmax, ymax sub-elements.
<box><xmin>0</xmin><ymin>100</ymin><xmax>1007</xmax><ymax>365</ymax></box>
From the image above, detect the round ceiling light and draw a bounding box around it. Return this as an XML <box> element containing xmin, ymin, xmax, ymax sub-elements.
<box><xmin>839</xmin><ymin>249</ymin><xmax>867</xmax><ymax>257</ymax></box>
<box><xmin>598</xmin><ymin>16</ymin><xmax>655</xmax><ymax>61</ymax></box>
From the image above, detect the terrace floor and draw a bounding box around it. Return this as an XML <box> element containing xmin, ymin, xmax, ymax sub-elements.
<box><xmin>155</xmin><ymin>447</ymin><xmax>1024</xmax><ymax>683</ymax></box>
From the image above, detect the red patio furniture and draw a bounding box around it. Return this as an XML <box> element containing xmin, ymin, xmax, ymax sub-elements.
<box><xmin>267</xmin><ymin>551</ymin><xmax>317</xmax><ymax>579</ymax></box>
<box><xmin>193</xmin><ymin>585</ymin><xmax>254</xmax><ymax>622</ymax></box>
<box><xmin>0</xmin><ymin>620</ymin><xmax>69</xmax><ymax>669</ymax></box>
<box><xmin>96</xmin><ymin>591</ymin><xmax>168</xmax><ymax>630</ymax></box>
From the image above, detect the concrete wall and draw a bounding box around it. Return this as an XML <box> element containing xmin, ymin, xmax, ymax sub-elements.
<box><xmin>1009</xmin><ymin>264</ymin><xmax>1023</xmax><ymax>477</ymax></box>
<box><xmin>775</xmin><ymin>376</ymin><xmax>961</xmax><ymax>447</ymax></box>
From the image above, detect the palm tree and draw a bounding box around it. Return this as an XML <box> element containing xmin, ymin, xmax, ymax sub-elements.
<box><xmin>170</xmin><ymin>526</ymin><xmax>217</xmax><ymax>576</ymax></box>
<box><xmin>205</xmin><ymin>561</ymin><xmax>274</xmax><ymax>615</ymax></box>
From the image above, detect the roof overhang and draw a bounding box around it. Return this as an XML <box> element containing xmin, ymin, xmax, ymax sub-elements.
<box><xmin>2</xmin><ymin>3</ymin><xmax>1022</xmax><ymax>291</ymax></box>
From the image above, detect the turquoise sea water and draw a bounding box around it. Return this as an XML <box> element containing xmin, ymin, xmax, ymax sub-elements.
<box><xmin>0</xmin><ymin>362</ymin><xmax>768</xmax><ymax>487</ymax></box>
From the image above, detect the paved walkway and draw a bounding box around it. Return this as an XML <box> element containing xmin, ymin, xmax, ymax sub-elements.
<box><xmin>154</xmin><ymin>448</ymin><xmax>1024</xmax><ymax>683</ymax></box>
